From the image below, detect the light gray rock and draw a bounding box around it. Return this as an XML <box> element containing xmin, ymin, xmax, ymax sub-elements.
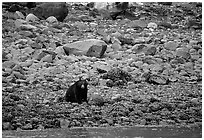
<box><xmin>63</xmin><ymin>39</ymin><xmax>107</xmax><ymax>58</ymax></box>
<box><xmin>164</xmin><ymin>41</ymin><xmax>178</xmax><ymax>51</ymax></box>
<box><xmin>26</xmin><ymin>13</ymin><xmax>39</xmax><ymax>22</ymax></box>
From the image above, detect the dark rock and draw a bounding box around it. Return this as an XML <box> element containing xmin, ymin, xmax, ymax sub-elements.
<box><xmin>6</xmin><ymin>4</ymin><xmax>25</xmax><ymax>13</ymax></box>
<box><xmin>2</xmin><ymin>51</ymin><xmax>9</xmax><ymax>62</ymax></box>
<box><xmin>9</xmin><ymin>93</ymin><xmax>21</xmax><ymax>101</ymax></box>
<box><xmin>65</xmin><ymin>78</ymin><xmax>88</xmax><ymax>104</ymax></box>
<box><xmin>36</xmin><ymin>50</ymin><xmax>56</xmax><ymax>62</ymax></box>
<box><xmin>86</xmin><ymin>45</ymin><xmax>107</xmax><ymax>58</ymax></box>
<box><xmin>158</xmin><ymin>22</ymin><xmax>172</xmax><ymax>29</ymax></box>
<box><xmin>146</xmin><ymin>74</ymin><xmax>169</xmax><ymax>85</ymax></box>
<box><xmin>117</xmin><ymin>36</ymin><xmax>134</xmax><ymax>45</ymax></box>
<box><xmin>32</xmin><ymin>2</ymin><xmax>68</xmax><ymax>22</ymax></box>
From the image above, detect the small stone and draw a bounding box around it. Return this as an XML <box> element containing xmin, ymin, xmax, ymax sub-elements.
<box><xmin>132</xmin><ymin>44</ymin><xmax>147</xmax><ymax>54</ymax></box>
<box><xmin>46</xmin><ymin>16</ymin><xmax>58</xmax><ymax>23</ymax></box>
<box><xmin>191</xmin><ymin>98</ymin><xmax>199</xmax><ymax>104</ymax></box>
<box><xmin>133</xmin><ymin>61</ymin><xmax>143</xmax><ymax>67</ymax></box>
<box><xmin>111</xmin><ymin>42</ymin><xmax>122</xmax><ymax>52</ymax></box>
<box><xmin>164</xmin><ymin>41</ymin><xmax>178</xmax><ymax>51</ymax></box>
<box><xmin>22</xmin><ymin>123</ymin><xmax>33</xmax><ymax>130</ymax></box>
<box><xmin>111</xmin><ymin>94</ymin><xmax>121</xmax><ymax>101</ymax></box>
<box><xmin>105</xmin><ymin>118</ymin><xmax>113</xmax><ymax>125</ymax></box>
<box><xmin>17</xmin><ymin>104</ymin><xmax>25</xmax><ymax>110</ymax></box>
<box><xmin>159</xmin><ymin>120</ymin><xmax>168</xmax><ymax>126</ymax></box>
<box><xmin>140</xmin><ymin>119</ymin><xmax>146</xmax><ymax>125</ymax></box>
<box><xmin>2</xmin><ymin>122</ymin><xmax>13</xmax><ymax>130</ymax></box>
<box><xmin>13</xmin><ymin>71</ymin><xmax>26</xmax><ymax>80</ymax></box>
<box><xmin>15</xmin><ymin>19</ymin><xmax>27</xmax><ymax>28</ymax></box>
<box><xmin>147</xmin><ymin>74</ymin><xmax>168</xmax><ymax>85</ymax></box>
<box><xmin>59</xmin><ymin>119</ymin><xmax>70</xmax><ymax>128</ymax></box>
<box><xmin>20</xmin><ymin>24</ymin><xmax>37</xmax><ymax>30</ymax></box>
<box><xmin>147</xmin><ymin>22</ymin><xmax>157</xmax><ymax>29</ymax></box>
<box><xmin>145</xmin><ymin>46</ymin><xmax>157</xmax><ymax>56</ymax></box>
<box><xmin>15</xmin><ymin>11</ymin><xmax>25</xmax><ymax>19</ymax></box>
<box><xmin>26</xmin><ymin>13</ymin><xmax>39</xmax><ymax>22</ymax></box>
<box><xmin>175</xmin><ymin>48</ymin><xmax>190</xmax><ymax>59</ymax></box>
<box><xmin>90</xmin><ymin>93</ymin><xmax>105</xmax><ymax>106</ymax></box>
<box><xmin>41</xmin><ymin>54</ymin><xmax>53</xmax><ymax>63</ymax></box>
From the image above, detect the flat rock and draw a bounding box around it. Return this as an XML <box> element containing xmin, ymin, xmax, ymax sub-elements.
<box><xmin>63</xmin><ymin>39</ymin><xmax>107</xmax><ymax>58</ymax></box>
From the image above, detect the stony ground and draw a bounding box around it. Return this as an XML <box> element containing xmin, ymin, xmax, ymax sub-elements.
<box><xmin>2</xmin><ymin>2</ymin><xmax>202</xmax><ymax>130</ymax></box>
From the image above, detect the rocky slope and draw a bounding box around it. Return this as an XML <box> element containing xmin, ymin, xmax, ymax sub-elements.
<box><xmin>2</xmin><ymin>2</ymin><xmax>202</xmax><ymax>130</ymax></box>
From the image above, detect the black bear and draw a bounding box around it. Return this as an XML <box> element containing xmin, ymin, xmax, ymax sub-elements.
<box><xmin>65</xmin><ymin>78</ymin><xmax>88</xmax><ymax>104</ymax></box>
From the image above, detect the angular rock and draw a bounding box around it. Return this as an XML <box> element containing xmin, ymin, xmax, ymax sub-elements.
<box><xmin>15</xmin><ymin>11</ymin><xmax>25</xmax><ymax>19</ymax></box>
<box><xmin>32</xmin><ymin>2</ymin><xmax>68</xmax><ymax>22</ymax></box>
<box><xmin>63</xmin><ymin>39</ymin><xmax>107</xmax><ymax>58</ymax></box>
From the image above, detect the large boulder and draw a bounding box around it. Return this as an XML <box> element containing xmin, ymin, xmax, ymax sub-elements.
<box><xmin>63</xmin><ymin>39</ymin><xmax>107</xmax><ymax>58</ymax></box>
<box><xmin>32</xmin><ymin>2</ymin><xmax>68</xmax><ymax>22</ymax></box>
